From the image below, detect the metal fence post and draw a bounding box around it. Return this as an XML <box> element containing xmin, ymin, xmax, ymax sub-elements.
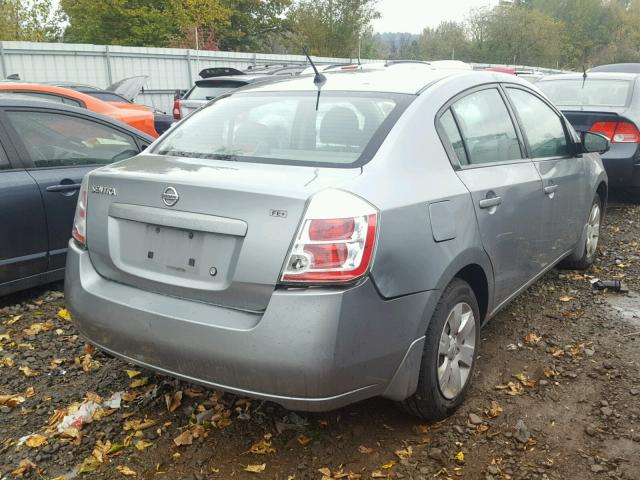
<box><xmin>104</xmin><ymin>45</ymin><xmax>113</xmax><ymax>85</ymax></box>
<box><xmin>186</xmin><ymin>49</ymin><xmax>193</xmax><ymax>83</ymax></box>
<box><xmin>0</xmin><ymin>42</ymin><xmax>7</xmax><ymax>79</ymax></box>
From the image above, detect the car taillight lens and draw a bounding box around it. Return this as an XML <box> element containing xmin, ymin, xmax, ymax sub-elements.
<box><xmin>281</xmin><ymin>190</ymin><xmax>378</xmax><ymax>284</ymax></box>
<box><xmin>590</xmin><ymin>121</ymin><xmax>640</xmax><ymax>143</ymax></box>
<box><xmin>72</xmin><ymin>177</ymin><xmax>89</xmax><ymax>248</ymax></box>
<box><xmin>172</xmin><ymin>99</ymin><xmax>181</xmax><ymax>120</ymax></box>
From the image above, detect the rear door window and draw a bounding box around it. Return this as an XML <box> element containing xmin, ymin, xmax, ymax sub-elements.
<box><xmin>450</xmin><ymin>88</ymin><xmax>522</xmax><ymax>165</ymax></box>
<box><xmin>507</xmin><ymin>88</ymin><xmax>570</xmax><ymax>158</ymax></box>
<box><xmin>6</xmin><ymin>110</ymin><xmax>140</xmax><ymax>168</ymax></box>
<box><xmin>439</xmin><ymin>109</ymin><xmax>468</xmax><ymax>165</ymax></box>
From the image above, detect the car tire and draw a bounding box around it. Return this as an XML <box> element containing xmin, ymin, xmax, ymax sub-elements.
<box><xmin>560</xmin><ymin>195</ymin><xmax>602</xmax><ymax>270</ymax></box>
<box><xmin>398</xmin><ymin>278</ymin><xmax>480</xmax><ymax>420</ymax></box>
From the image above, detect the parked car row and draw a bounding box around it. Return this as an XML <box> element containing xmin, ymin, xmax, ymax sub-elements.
<box><xmin>1</xmin><ymin>57</ymin><xmax>632</xmax><ymax>421</ymax></box>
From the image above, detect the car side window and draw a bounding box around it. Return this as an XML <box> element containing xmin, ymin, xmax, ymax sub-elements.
<box><xmin>451</xmin><ymin>88</ymin><xmax>522</xmax><ymax>165</ymax></box>
<box><xmin>439</xmin><ymin>109</ymin><xmax>468</xmax><ymax>165</ymax></box>
<box><xmin>0</xmin><ymin>143</ymin><xmax>10</xmax><ymax>170</ymax></box>
<box><xmin>6</xmin><ymin>110</ymin><xmax>139</xmax><ymax>168</ymax></box>
<box><xmin>507</xmin><ymin>88</ymin><xmax>570</xmax><ymax>158</ymax></box>
<box><xmin>9</xmin><ymin>91</ymin><xmax>83</xmax><ymax>108</ymax></box>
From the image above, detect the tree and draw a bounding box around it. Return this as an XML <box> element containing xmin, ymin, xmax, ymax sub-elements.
<box><xmin>420</xmin><ymin>21</ymin><xmax>469</xmax><ymax>61</ymax></box>
<box><xmin>285</xmin><ymin>0</ymin><xmax>380</xmax><ymax>58</ymax></box>
<box><xmin>0</xmin><ymin>0</ymin><xmax>63</xmax><ymax>42</ymax></box>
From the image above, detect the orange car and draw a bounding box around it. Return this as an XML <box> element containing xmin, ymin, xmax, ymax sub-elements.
<box><xmin>0</xmin><ymin>83</ymin><xmax>158</xmax><ymax>138</ymax></box>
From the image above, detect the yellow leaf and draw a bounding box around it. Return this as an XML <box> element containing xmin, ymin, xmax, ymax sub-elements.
<box><xmin>1</xmin><ymin>355</ymin><xmax>15</xmax><ymax>367</ymax></box>
<box><xmin>123</xmin><ymin>418</ymin><xmax>157</xmax><ymax>431</ymax></box>
<box><xmin>485</xmin><ymin>400</ymin><xmax>503</xmax><ymax>418</ymax></box>
<box><xmin>495</xmin><ymin>381</ymin><xmax>524</xmax><ymax>396</ymax></box>
<box><xmin>0</xmin><ymin>333</ymin><xmax>11</xmax><ymax>342</ymax></box>
<box><xmin>358</xmin><ymin>445</ymin><xmax>373</xmax><ymax>454</ymax></box>
<box><xmin>18</xmin><ymin>366</ymin><xmax>39</xmax><ymax>377</ymax></box>
<box><xmin>455</xmin><ymin>451</ymin><xmax>465</xmax><ymax>463</ymax></box>
<box><xmin>513</xmin><ymin>372</ymin><xmax>536</xmax><ymax>388</ymax></box>
<box><xmin>559</xmin><ymin>296</ymin><xmax>574</xmax><ymax>302</ymax></box>
<box><xmin>117</xmin><ymin>465</ymin><xmax>137</xmax><ymax>476</ymax></box>
<box><xmin>129</xmin><ymin>377</ymin><xmax>149</xmax><ymax>389</ymax></box>
<box><xmin>394</xmin><ymin>446</ymin><xmax>413</xmax><ymax>460</ymax></box>
<box><xmin>245</xmin><ymin>463</ymin><xmax>266</xmax><ymax>473</ymax></box>
<box><xmin>25</xmin><ymin>434</ymin><xmax>48</xmax><ymax>448</ymax></box>
<box><xmin>318</xmin><ymin>467</ymin><xmax>332</xmax><ymax>476</ymax></box>
<box><xmin>249</xmin><ymin>438</ymin><xmax>275</xmax><ymax>455</ymax></box>
<box><xmin>11</xmin><ymin>459</ymin><xmax>37</xmax><ymax>477</ymax></box>
<box><xmin>5</xmin><ymin>314</ymin><xmax>22</xmax><ymax>325</ymax></box>
<box><xmin>78</xmin><ymin>456</ymin><xmax>100</xmax><ymax>474</ymax></box>
<box><xmin>24</xmin><ymin>386</ymin><xmax>35</xmax><ymax>398</ymax></box>
<box><xmin>371</xmin><ymin>471</ymin><xmax>388</xmax><ymax>479</ymax></box>
<box><xmin>477</xmin><ymin>424</ymin><xmax>490</xmax><ymax>433</ymax></box>
<box><xmin>126</xmin><ymin>369</ymin><xmax>141</xmax><ymax>378</ymax></box>
<box><xmin>23</xmin><ymin>320</ymin><xmax>54</xmax><ymax>336</ymax></box>
<box><xmin>135</xmin><ymin>439</ymin><xmax>153</xmax><ymax>451</ymax></box>
<box><xmin>173</xmin><ymin>430</ymin><xmax>193</xmax><ymax>446</ymax></box>
<box><xmin>523</xmin><ymin>332</ymin><xmax>541</xmax><ymax>345</ymax></box>
<box><xmin>543</xmin><ymin>367</ymin><xmax>558</xmax><ymax>378</ymax></box>
<box><xmin>381</xmin><ymin>461</ymin><xmax>395</xmax><ymax>469</ymax></box>
<box><xmin>58</xmin><ymin>308</ymin><xmax>72</xmax><ymax>321</ymax></box>
<box><xmin>50</xmin><ymin>358</ymin><xmax>64</xmax><ymax>369</ymax></box>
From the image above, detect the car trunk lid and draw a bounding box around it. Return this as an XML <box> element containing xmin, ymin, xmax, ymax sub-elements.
<box><xmin>85</xmin><ymin>154</ymin><xmax>361</xmax><ymax>311</ymax></box>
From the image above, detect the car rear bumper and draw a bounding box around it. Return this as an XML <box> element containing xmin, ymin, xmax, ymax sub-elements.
<box><xmin>601</xmin><ymin>146</ymin><xmax>640</xmax><ymax>188</ymax></box>
<box><xmin>65</xmin><ymin>240</ymin><xmax>435</xmax><ymax>411</ymax></box>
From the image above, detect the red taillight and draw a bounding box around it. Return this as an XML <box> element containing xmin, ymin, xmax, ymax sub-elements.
<box><xmin>72</xmin><ymin>177</ymin><xmax>89</xmax><ymax>247</ymax></box>
<box><xmin>309</xmin><ymin>218</ymin><xmax>355</xmax><ymax>241</ymax></box>
<box><xmin>281</xmin><ymin>190</ymin><xmax>378</xmax><ymax>284</ymax></box>
<box><xmin>172</xmin><ymin>99</ymin><xmax>181</xmax><ymax>120</ymax></box>
<box><xmin>590</xmin><ymin>121</ymin><xmax>640</xmax><ymax>143</ymax></box>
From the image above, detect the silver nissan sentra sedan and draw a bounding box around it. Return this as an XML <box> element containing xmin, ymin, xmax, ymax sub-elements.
<box><xmin>65</xmin><ymin>65</ymin><xmax>608</xmax><ymax>419</ymax></box>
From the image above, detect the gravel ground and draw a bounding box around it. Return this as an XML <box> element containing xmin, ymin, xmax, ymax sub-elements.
<box><xmin>1</xmin><ymin>197</ymin><xmax>639</xmax><ymax>480</ymax></box>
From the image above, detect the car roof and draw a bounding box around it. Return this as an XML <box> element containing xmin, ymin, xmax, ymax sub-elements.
<box><xmin>539</xmin><ymin>72</ymin><xmax>640</xmax><ymax>82</ymax></box>
<box><xmin>195</xmin><ymin>74</ymin><xmax>273</xmax><ymax>84</ymax></box>
<box><xmin>590</xmin><ymin>63</ymin><xmax>640</xmax><ymax>73</ymax></box>
<box><xmin>0</xmin><ymin>96</ymin><xmax>155</xmax><ymax>141</ymax></box>
<box><xmin>241</xmin><ymin>67</ymin><xmax>521</xmax><ymax>95</ymax></box>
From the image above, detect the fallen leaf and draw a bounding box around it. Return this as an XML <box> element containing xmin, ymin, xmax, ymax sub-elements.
<box><xmin>173</xmin><ymin>430</ymin><xmax>193</xmax><ymax>446</ymax></box>
<box><xmin>18</xmin><ymin>366</ymin><xmax>39</xmax><ymax>377</ymax></box>
<box><xmin>485</xmin><ymin>400</ymin><xmax>503</xmax><ymax>418</ymax></box>
<box><xmin>11</xmin><ymin>459</ymin><xmax>37</xmax><ymax>477</ymax></box>
<box><xmin>358</xmin><ymin>445</ymin><xmax>374</xmax><ymax>454</ymax></box>
<box><xmin>495</xmin><ymin>381</ymin><xmax>524</xmax><ymax>396</ymax></box>
<box><xmin>371</xmin><ymin>471</ymin><xmax>388</xmax><ymax>479</ymax></box>
<box><xmin>394</xmin><ymin>446</ymin><xmax>413</xmax><ymax>460</ymax></box>
<box><xmin>50</xmin><ymin>358</ymin><xmax>65</xmax><ymax>369</ymax></box>
<box><xmin>523</xmin><ymin>332</ymin><xmax>541</xmax><ymax>345</ymax></box>
<box><xmin>24</xmin><ymin>386</ymin><xmax>35</xmax><ymax>398</ymax></box>
<box><xmin>83</xmin><ymin>343</ymin><xmax>94</xmax><ymax>355</ymax></box>
<box><xmin>413</xmin><ymin>424</ymin><xmax>429</xmax><ymax>434</ymax></box>
<box><xmin>25</xmin><ymin>434</ymin><xmax>48</xmax><ymax>448</ymax></box>
<box><xmin>116</xmin><ymin>465</ymin><xmax>137</xmax><ymax>476</ymax></box>
<box><xmin>165</xmin><ymin>390</ymin><xmax>183</xmax><ymax>412</ymax></box>
<box><xmin>513</xmin><ymin>372</ymin><xmax>536</xmax><ymax>388</ymax></box>
<box><xmin>477</xmin><ymin>424</ymin><xmax>490</xmax><ymax>433</ymax></box>
<box><xmin>297</xmin><ymin>434</ymin><xmax>312</xmax><ymax>447</ymax></box>
<box><xmin>123</xmin><ymin>418</ymin><xmax>157</xmax><ymax>431</ymax></box>
<box><xmin>559</xmin><ymin>296</ymin><xmax>574</xmax><ymax>302</ymax></box>
<box><xmin>1</xmin><ymin>355</ymin><xmax>15</xmax><ymax>367</ymax></box>
<box><xmin>108</xmin><ymin>443</ymin><xmax>124</xmax><ymax>455</ymax></box>
<box><xmin>245</xmin><ymin>463</ymin><xmax>266</xmax><ymax>473</ymax></box>
<box><xmin>381</xmin><ymin>461</ymin><xmax>395</xmax><ymax>469</ymax></box>
<box><xmin>78</xmin><ymin>456</ymin><xmax>100</xmax><ymax>474</ymax></box>
<box><xmin>455</xmin><ymin>451</ymin><xmax>465</xmax><ymax>463</ymax></box>
<box><xmin>57</xmin><ymin>308</ymin><xmax>72</xmax><ymax>321</ymax></box>
<box><xmin>543</xmin><ymin>367</ymin><xmax>558</xmax><ymax>378</ymax></box>
<box><xmin>129</xmin><ymin>377</ymin><xmax>149</xmax><ymax>389</ymax></box>
<box><xmin>249</xmin><ymin>437</ymin><xmax>276</xmax><ymax>455</ymax></box>
<box><xmin>135</xmin><ymin>439</ymin><xmax>153</xmax><ymax>451</ymax></box>
<box><xmin>5</xmin><ymin>314</ymin><xmax>22</xmax><ymax>325</ymax></box>
<box><xmin>23</xmin><ymin>320</ymin><xmax>54</xmax><ymax>336</ymax></box>
<box><xmin>318</xmin><ymin>467</ymin><xmax>332</xmax><ymax>477</ymax></box>
<box><xmin>126</xmin><ymin>370</ymin><xmax>141</xmax><ymax>379</ymax></box>
<box><xmin>80</xmin><ymin>354</ymin><xmax>100</xmax><ymax>372</ymax></box>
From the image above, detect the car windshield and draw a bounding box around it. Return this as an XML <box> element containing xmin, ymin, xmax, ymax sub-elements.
<box><xmin>154</xmin><ymin>91</ymin><xmax>407</xmax><ymax>167</ymax></box>
<box><xmin>187</xmin><ymin>83</ymin><xmax>245</xmax><ymax>101</ymax></box>
<box><xmin>538</xmin><ymin>78</ymin><xmax>632</xmax><ymax>107</ymax></box>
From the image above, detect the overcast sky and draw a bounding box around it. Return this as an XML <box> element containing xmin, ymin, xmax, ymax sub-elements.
<box><xmin>372</xmin><ymin>0</ymin><xmax>499</xmax><ymax>33</ymax></box>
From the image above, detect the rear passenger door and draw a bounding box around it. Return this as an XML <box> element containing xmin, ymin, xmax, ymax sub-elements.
<box><xmin>437</xmin><ymin>86</ymin><xmax>544</xmax><ymax>306</ymax></box>
<box><xmin>3</xmin><ymin>108</ymin><xmax>141</xmax><ymax>270</ymax></box>
<box><xmin>504</xmin><ymin>86</ymin><xmax>585</xmax><ymax>260</ymax></box>
<box><xmin>0</xmin><ymin>115</ymin><xmax>48</xmax><ymax>285</ymax></box>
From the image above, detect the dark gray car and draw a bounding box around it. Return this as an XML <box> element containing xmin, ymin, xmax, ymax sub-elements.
<box><xmin>0</xmin><ymin>98</ymin><xmax>153</xmax><ymax>295</ymax></box>
<box><xmin>538</xmin><ymin>72</ymin><xmax>640</xmax><ymax>189</ymax></box>
<box><xmin>65</xmin><ymin>68</ymin><xmax>608</xmax><ymax>419</ymax></box>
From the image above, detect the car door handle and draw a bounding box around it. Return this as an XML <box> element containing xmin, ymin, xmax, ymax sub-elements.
<box><xmin>544</xmin><ymin>184</ymin><xmax>558</xmax><ymax>195</ymax></box>
<box><xmin>479</xmin><ymin>197</ymin><xmax>502</xmax><ymax>209</ymax></box>
<box><xmin>46</xmin><ymin>183</ymin><xmax>81</xmax><ymax>192</ymax></box>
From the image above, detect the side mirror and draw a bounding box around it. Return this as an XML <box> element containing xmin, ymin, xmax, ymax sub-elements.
<box><xmin>581</xmin><ymin>131</ymin><xmax>610</xmax><ymax>154</ymax></box>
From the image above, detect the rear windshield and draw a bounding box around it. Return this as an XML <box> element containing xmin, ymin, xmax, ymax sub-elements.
<box><xmin>538</xmin><ymin>78</ymin><xmax>633</xmax><ymax>107</ymax></box>
<box><xmin>186</xmin><ymin>81</ymin><xmax>246</xmax><ymax>101</ymax></box>
<box><xmin>154</xmin><ymin>91</ymin><xmax>410</xmax><ymax>167</ymax></box>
